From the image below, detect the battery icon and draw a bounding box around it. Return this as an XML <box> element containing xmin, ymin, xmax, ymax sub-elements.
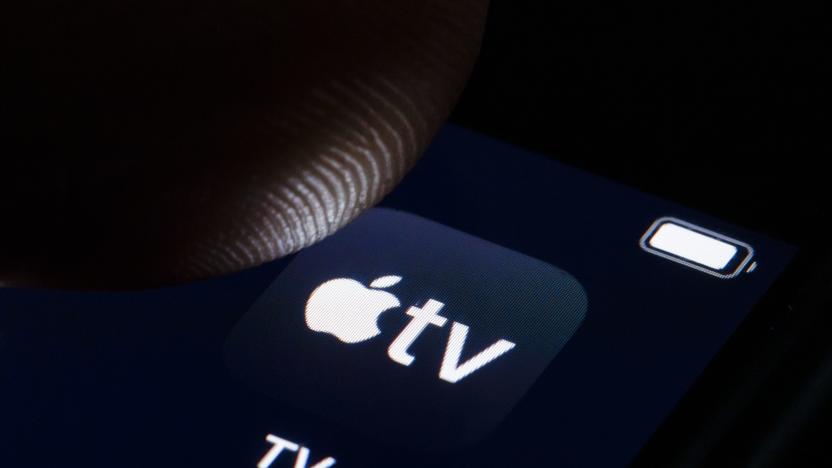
<box><xmin>640</xmin><ymin>217</ymin><xmax>756</xmax><ymax>279</ymax></box>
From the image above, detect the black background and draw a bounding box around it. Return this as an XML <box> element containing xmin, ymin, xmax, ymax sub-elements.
<box><xmin>450</xmin><ymin>3</ymin><xmax>831</xmax><ymax>467</ymax></box>
<box><xmin>452</xmin><ymin>2</ymin><xmax>830</xmax><ymax>241</ymax></box>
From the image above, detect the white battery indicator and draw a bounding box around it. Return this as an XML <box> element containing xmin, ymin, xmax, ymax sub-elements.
<box><xmin>640</xmin><ymin>217</ymin><xmax>755</xmax><ymax>279</ymax></box>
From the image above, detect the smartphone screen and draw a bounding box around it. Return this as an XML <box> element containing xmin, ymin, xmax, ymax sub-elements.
<box><xmin>0</xmin><ymin>125</ymin><xmax>797</xmax><ymax>467</ymax></box>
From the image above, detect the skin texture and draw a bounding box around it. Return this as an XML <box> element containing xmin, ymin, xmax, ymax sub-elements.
<box><xmin>2</xmin><ymin>0</ymin><xmax>488</xmax><ymax>288</ymax></box>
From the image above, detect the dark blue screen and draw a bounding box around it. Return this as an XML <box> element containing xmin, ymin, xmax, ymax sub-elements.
<box><xmin>0</xmin><ymin>125</ymin><xmax>796</xmax><ymax>467</ymax></box>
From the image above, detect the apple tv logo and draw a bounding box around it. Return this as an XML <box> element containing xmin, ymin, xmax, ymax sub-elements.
<box><xmin>225</xmin><ymin>208</ymin><xmax>587</xmax><ymax>450</ymax></box>
<box><xmin>304</xmin><ymin>275</ymin><xmax>517</xmax><ymax>384</ymax></box>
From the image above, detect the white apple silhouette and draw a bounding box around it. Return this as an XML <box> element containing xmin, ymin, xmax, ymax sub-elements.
<box><xmin>305</xmin><ymin>275</ymin><xmax>402</xmax><ymax>343</ymax></box>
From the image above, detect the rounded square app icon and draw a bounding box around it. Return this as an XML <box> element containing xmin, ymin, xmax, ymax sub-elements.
<box><xmin>225</xmin><ymin>208</ymin><xmax>587</xmax><ymax>450</ymax></box>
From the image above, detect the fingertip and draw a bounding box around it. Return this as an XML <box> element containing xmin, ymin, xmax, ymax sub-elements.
<box><xmin>1</xmin><ymin>0</ymin><xmax>489</xmax><ymax>289</ymax></box>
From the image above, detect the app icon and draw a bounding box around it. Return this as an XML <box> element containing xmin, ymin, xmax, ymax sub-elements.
<box><xmin>225</xmin><ymin>208</ymin><xmax>587</xmax><ymax>450</ymax></box>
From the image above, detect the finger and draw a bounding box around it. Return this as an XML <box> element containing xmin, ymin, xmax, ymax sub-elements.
<box><xmin>1</xmin><ymin>0</ymin><xmax>488</xmax><ymax>288</ymax></box>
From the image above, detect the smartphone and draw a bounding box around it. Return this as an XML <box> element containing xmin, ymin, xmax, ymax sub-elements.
<box><xmin>0</xmin><ymin>124</ymin><xmax>827</xmax><ymax>467</ymax></box>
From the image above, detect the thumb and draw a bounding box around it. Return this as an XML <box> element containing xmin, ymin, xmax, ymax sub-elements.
<box><xmin>1</xmin><ymin>0</ymin><xmax>488</xmax><ymax>288</ymax></box>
